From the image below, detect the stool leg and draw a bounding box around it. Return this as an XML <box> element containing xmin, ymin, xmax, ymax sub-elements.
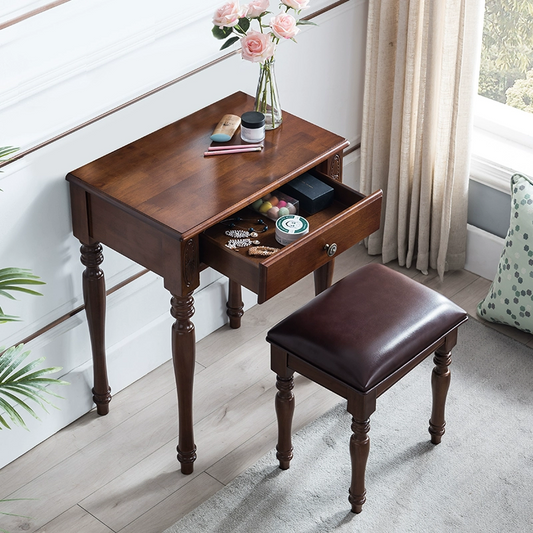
<box><xmin>349</xmin><ymin>417</ymin><xmax>370</xmax><ymax>513</ymax></box>
<box><xmin>429</xmin><ymin>345</ymin><xmax>452</xmax><ymax>444</ymax></box>
<box><xmin>275</xmin><ymin>374</ymin><xmax>295</xmax><ymax>470</ymax></box>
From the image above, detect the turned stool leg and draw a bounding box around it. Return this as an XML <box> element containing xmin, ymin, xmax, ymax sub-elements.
<box><xmin>429</xmin><ymin>344</ymin><xmax>452</xmax><ymax>445</ymax></box>
<box><xmin>349</xmin><ymin>417</ymin><xmax>370</xmax><ymax>513</ymax></box>
<box><xmin>275</xmin><ymin>374</ymin><xmax>295</xmax><ymax>470</ymax></box>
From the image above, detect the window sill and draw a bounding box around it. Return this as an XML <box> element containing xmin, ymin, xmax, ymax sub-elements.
<box><xmin>471</xmin><ymin>96</ymin><xmax>533</xmax><ymax>194</ymax></box>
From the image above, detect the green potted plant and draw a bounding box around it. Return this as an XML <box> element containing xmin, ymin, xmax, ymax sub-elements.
<box><xmin>0</xmin><ymin>146</ymin><xmax>66</xmax><ymax>529</ymax></box>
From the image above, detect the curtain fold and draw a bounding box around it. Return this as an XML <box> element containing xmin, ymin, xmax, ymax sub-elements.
<box><xmin>360</xmin><ymin>0</ymin><xmax>485</xmax><ymax>277</ymax></box>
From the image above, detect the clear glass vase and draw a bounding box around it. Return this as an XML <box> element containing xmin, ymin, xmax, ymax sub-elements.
<box><xmin>254</xmin><ymin>58</ymin><xmax>282</xmax><ymax>130</ymax></box>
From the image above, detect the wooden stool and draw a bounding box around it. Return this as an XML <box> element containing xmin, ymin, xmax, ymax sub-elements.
<box><xmin>266</xmin><ymin>263</ymin><xmax>468</xmax><ymax>513</ymax></box>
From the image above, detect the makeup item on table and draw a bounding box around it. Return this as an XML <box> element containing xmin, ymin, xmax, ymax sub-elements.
<box><xmin>208</xmin><ymin>143</ymin><xmax>263</xmax><ymax>151</ymax></box>
<box><xmin>210</xmin><ymin>114</ymin><xmax>241</xmax><ymax>142</ymax></box>
<box><xmin>275</xmin><ymin>215</ymin><xmax>309</xmax><ymax>246</ymax></box>
<box><xmin>240</xmin><ymin>111</ymin><xmax>265</xmax><ymax>143</ymax></box>
<box><xmin>203</xmin><ymin>145</ymin><xmax>263</xmax><ymax>156</ymax></box>
<box><xmin>280</xmin><ymin>172</ymin><xmax>334</xmax><ymax>214</ymax></box>
<box><xmin>249</xmin><ymin>190</ymin><xmax>298</xmax><ymax>221</ymax></box>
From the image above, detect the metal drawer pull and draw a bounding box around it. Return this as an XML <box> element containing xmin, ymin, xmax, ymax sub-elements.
<box><xmin>324</xmin><ymin>243</ymin><xmax>337</xmax><ymax>257</ymax></box>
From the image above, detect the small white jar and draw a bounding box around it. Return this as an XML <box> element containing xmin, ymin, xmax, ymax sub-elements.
<box><xmin>241</xmin><ymin>111</ymin><xmax>266</xmax><ymax>143</ymax></box>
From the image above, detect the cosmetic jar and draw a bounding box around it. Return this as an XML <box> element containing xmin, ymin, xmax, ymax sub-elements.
<box><xmin>241</xmin><ymin>111</ymin><xmax>266</xmax><ymax>143</ymax></box>
<box><xmin>275</xmin><ymin>215</ymin><xmax>309</xmax><ymax>246</ymax></box>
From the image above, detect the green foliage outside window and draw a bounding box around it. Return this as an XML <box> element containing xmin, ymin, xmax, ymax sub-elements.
<box><xmin>479</xmin><ymin>0</ymin><xmax>533</xmax><ymax>113</ymax></box>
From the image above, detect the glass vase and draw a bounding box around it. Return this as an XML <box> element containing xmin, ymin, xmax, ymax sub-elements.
<box><xmin>254</xmin><ymin>58</ymin><xmax>282</xmax><ymax>130</ymax></box>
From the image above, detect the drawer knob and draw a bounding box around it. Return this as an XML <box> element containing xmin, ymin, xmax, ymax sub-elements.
<box><xmin>324</xmin><ymin>243</ymin><xmax>338</xmax><ymax>257</ymax></box>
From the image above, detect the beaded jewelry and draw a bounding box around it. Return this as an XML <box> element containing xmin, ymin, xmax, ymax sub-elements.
<box><xmin>225</xmin><ymin>229</ymin><xmax>259</xmax><ymax>238</ymax></box>
<box><xmin>225</xmin><ymin>238</ymin><xmax>260</xmax><ymax>250</ymax></box>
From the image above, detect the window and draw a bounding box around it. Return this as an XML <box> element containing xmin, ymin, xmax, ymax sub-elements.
<box><xmin>471</xmin><ymin>0</ymin><xmax>533</xmax><ymax>193</ymax></box>
<box><xmin>479</xmin><ymin>0</ymin><xmax>533</xmax><ymax>114</ymax></box>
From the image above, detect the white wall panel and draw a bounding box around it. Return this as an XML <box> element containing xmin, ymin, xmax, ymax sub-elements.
<box><xmin>0</xmin><ymin>0</ymin><xmax>369</xmax><ymax>467</ymax></box>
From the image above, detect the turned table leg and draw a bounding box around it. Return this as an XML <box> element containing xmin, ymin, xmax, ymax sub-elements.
<box><xmin>171</xmin><ymin>293</ymin><xmax>197</xmax><ymax>474</ymax></box>
<box><xmin>81</xmin><ymin>243</ymin><xmax>111</xmax><ymax>415</ymax></box>
<box><xmin>227</xmin><ymin>279</ymin><xmax>244</xmax><ymax>329</ymax></box>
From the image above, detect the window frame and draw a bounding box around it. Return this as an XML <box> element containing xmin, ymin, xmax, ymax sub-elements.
<box><xmin>471</xmin><ymin>94</ymin><xmax>533</xmax><ymax>194</ymax></box>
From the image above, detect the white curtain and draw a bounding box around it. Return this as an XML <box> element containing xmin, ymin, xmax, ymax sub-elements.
<box><xmin>360</xmin><ymin>0</ymin><xmax>485</xmax><ymax>277</ymax></box>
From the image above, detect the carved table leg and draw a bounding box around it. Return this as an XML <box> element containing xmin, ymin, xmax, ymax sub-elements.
<box><xmin>429</xmin><ymin>345</ymin><xmax>452</xmax><ymax>445</ymax></box>
<box><xmin>275</xmin><ymin>374</ymin><xmax>295</xmax><ymax>470</ymax></box>
<box><xmin>227</xmin><ymin>279</ymin><xmax>244</xmax><ymax>329</ymax></box>
<box><xmin>81</xmin><ymin>243</ymin><xmax>111</xmax><ymax>415</ymax></box>
<box><xmin>349</xmin><ymin>417</ymin><xmax>370</xmax><ymax>513</ymax></box>
<box><xmin>171</xmin><ymin>293</ymin><xmax>197</xmax><ymax>474</ymax></box>
<box><xmin>314</xmin><ymin>260</ymin><xmax>335</xmax><ymax>296</ymax></box>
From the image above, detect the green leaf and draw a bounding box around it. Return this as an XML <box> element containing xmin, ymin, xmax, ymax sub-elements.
<box><xmin>0</xmin><ymin>396</ymin><xmax>28</xmax><ymax>429</ymax></box>
<box><xmin>0</xmin><ymin>146</ymin><xmax>19</xmax><ymax>160</ymax></box>
<box><xmin>0</xmin><ymin>344</ymin><xmax>67</xmax><ymax>430</ymax></box>
<box><xmin>0</xmin><ymin>291</ymin><xmax>17</xmax><ymax>300</ymax></box>
<box><xmin>0</xmin><ymin>312</ymin><xmax>20</xmax><ymax>324</ymax></box>
<box><xmin>212</xmin><ymin>24</ymin><xmax>233</xmax><ymax>40</ymax></box>
<box><xmin>0</xmin><ymin>268</ymin><xmax>44</xmax><ymax>320</ymax></box>
<box><xmin>237</xmin><ymin>17</ymin><xmax>250</xmax><ymax>33</ymax></box>
<box><xmin>0</xmin><ymin>286</ymin><xmax>44</xmax><ymax>297</ymax></box>
<box><xmin>0</xmin><ymin>390</ymin><xmax>42</xmax><ymax>424</ymax></box>
<box><xmin>220</xmin><ymin>36</ymin><xmax>240</xmax><ymax>51</ymax></box>
<box><xmin>296</xmin><ymin>19</ymin><xmax>318</xmax><ymax>26</ymax></box>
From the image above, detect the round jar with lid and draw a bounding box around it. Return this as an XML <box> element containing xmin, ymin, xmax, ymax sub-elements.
<box><xmin>241</xmin><ymin>111</ymin><xmax>266</xmax><ymax>143</ymax></box>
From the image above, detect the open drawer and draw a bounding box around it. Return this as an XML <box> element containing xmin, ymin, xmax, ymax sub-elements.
<box><xmin>200</xmin><ymin>174</ymin><xmax>382</xmax><ymax>303</ymax></box>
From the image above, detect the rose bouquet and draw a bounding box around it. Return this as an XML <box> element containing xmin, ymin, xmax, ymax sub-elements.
<box><xmin>212</xmin><ymin>0</ymin><xmax>315</xmax><ymax>129</ymax></box>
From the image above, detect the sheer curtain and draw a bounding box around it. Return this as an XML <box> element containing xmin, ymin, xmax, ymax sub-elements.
<box><xmin>360</xmin><ymin>0</ymin><xmax>485</xmax><ymax>277</ymax></box>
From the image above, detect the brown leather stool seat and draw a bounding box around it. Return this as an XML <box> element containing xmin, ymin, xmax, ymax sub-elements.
<box><xmin>266</xmin><ymin>262</ymin><xmax>468</xmax><ymax>513</ymax></box>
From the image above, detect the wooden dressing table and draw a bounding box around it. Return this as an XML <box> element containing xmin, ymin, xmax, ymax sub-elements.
<box><xmin>66</xmin><ymin>92</ymin><xmax>382</xmax><ymax>474</ymax></box>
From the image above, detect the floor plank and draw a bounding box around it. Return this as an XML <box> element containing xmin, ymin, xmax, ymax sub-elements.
<box><xmin>36</xmin><ymin>505</ymin><xmax>114</xmax><ymax>533</ymax></box>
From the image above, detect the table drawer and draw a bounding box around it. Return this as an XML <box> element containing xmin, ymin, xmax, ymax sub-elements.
<box><xmin>200</xmin><ymin>175</ymin><xmax>382</xmax><ymax>303</ymax></box>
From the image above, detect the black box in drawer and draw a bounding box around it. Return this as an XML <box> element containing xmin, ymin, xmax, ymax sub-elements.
<box><xmin>280</xmin><ymin>173</ymin><xmax>334</xmax><ymax>214</ymax></box>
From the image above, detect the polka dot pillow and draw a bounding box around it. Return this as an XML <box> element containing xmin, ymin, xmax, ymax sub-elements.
<box><xmin>477</xmin><ymin>173</ymin><xmax>533</xmax><ymax>333</ymax></box>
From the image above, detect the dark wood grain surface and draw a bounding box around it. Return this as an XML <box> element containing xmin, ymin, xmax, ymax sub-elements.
<box><xmin>67</xmin><ymin>92</ymin><xmax>348</xmax><ymax>239</ymax></box>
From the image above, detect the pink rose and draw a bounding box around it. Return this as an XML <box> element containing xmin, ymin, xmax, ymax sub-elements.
<box><xmin>270</xmin><ymin>13</ymin><xmax>299</xmax><ymax>40</ymax></box>
<box><xmin>240</xmin><ymin>30</ymin><xmax>275</xmax><ymax>62</ymax></box>
<box><xmin>281</xmin><ymin>0</ymin><xmax>309</xmax><ymax>10</ymax></box>
<box><xmin>244</xmin><ymin>0</ymin><xmax>270</xmax><ymax>18</ymax></box>
<box><xmin>213</xmin><ymin>1</ymin><xmax>242</xmax><ymax>28</ymax></box>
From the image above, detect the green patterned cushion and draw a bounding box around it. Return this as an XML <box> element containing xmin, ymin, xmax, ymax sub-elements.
<box><xmin>477</xmin><ymin>173</ymin><xmax>533</xmax><ymax>334</ymax></box>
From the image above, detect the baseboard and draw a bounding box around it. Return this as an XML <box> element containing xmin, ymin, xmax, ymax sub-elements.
<box><xmin>465</xmin><ymin>224</ymin><xmax>504</xmax><ymax>281</ymax></box>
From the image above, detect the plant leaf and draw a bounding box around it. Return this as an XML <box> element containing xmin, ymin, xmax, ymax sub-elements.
<box><xmin>0</xmin><ymin>391</ymin><xmax>42</xmax><ymax>423</ymax></box>
<box><xmin>0</xmin><ymin>268</ymin><xmax>43</xmax><ymax>280</ymax></box>
<box><xmin>296</xmin><ymin>19</ymin><xmax>318</xmax><ymax>26</ymax></box>
<box><xmin>220</xmin><ymin>36</ymin><xmax>240</xmax><ymax>51</ymax></box>
<box><xmin>237</xmin><ymin>17</ymin><xmax>250</xmax><ymax>33</ymax></box>
<box><xmin>212</xmin><ymin>24</ymin><xmax>233</xmax><ymax>40</ymax></box>
<box><xmin>0</xmin><ymin>286</ymin><xmax>44</xmax><ymax>297</ymax></box>
<box><xmin>0</xmin><ymin>397</ymin><xmax>29</xmax><ymax>429</ymax></box>
<box><xmin>0</xmin><ymin>344</ymin><xmax>66</xmax><ymax>430</ymax></box>
<box><xmin>0</xmin><ymin>146</ymin><xmax>19</xmax><ymax>160</ymax></box>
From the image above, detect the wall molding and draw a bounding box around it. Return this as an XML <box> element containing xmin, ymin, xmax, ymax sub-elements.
<box><xmin>0</xmin><ymin>0</ymin><xmax>70</xmax><ymax>30</ymax></box>
<box><xmin>0</xmin><ymin>0</ymin><xmax>355</xmax><ymax>168</ymax></box>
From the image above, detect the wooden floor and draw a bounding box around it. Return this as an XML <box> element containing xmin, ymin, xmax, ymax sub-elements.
<box><xmin>2</xmin><ymin>244</ymin><xmax>533</xmax><ymax>533</ymax></box>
